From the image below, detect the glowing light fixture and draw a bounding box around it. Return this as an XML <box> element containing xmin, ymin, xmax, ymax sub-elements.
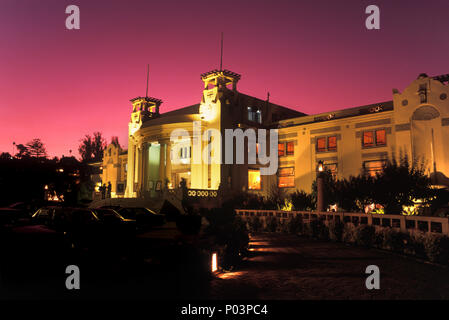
<box><xmin>318</xmin><ymin>160</ymin><xmax>324</xmax><ymax>172</ymax></box>
<box><xmin>211</xmin><ymin>253</ymin><xmax>218</xmax><ymax>272</ymax></box>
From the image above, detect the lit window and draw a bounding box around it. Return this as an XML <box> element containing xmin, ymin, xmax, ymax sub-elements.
<box><xmin>327</xmin><ymin>136</ymin><xmax>337</xmax><ymax>151</ymax></box>
<box><xmin>286</xmin><ymin>142</ymin><xmax>294</xmax><ymax>156</ymax></box>
<box><xmin>364</xmin><ymin>160</ymin><xmax>386</xmax><ymax>177</ymax></box>
<box><xmin>376</xmin><ymin>129</ymin><xmax>386</xmax><ymax>146</ymax></box>
<box><xmin>278</xmin><ymin>167</ymin><xmax>295</xmax><ymax>188</ymax></box>
<box><xmin>362</xmin><ymin>131</ymin><xmax>374</xmax><ymax>147</ymax></box>
<box><xmin>316</xmin><ymin>137</ymin><xmax>326</xmax><ymax>152</ymax></box>
<box><xmin>248</xmin><ymin>169</ymin><xmax>261</xmax><ymax>190</ymax></box>
<box><xmin>278</xmin><ymin>143</ymin><xmax>285</xmax><ymax>156</ymax></box>
<box><xmin>363</xmin><ymin>129</ymin><xmax>387</xmax><ymax>147</ymax></box>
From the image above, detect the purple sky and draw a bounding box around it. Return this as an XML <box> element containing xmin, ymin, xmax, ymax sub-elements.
<box><xmin>0</xmin><ymin>0</ymin><xmax>448</xmax><ymax>157</ymax></box>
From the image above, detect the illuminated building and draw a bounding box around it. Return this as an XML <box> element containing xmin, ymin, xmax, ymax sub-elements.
<box><xmin>123</xmin><ymin>69</ymin><xmax>302</xmax><ymax>198</ymax></box>
<box><xmin>100</xmin><ymin>71</ymin><xmax>449</xmax><ymax>200</ymax></box>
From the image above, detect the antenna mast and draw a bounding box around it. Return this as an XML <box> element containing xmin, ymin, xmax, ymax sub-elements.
<box><xmin>145</xmin><ymin>64</ymin><xmax>149</xmax><ymax>98</ymax></box>
<box><xmin>220</xmin><ymin>32</ymin><xmax>223</xmax><ymax>71</ymax></box>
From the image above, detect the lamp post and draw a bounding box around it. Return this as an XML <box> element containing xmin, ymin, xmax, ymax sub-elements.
<box><xmin>317</xmin><ymin>160</ymin><xmax>324</xmax><ymax>212</ymax></box>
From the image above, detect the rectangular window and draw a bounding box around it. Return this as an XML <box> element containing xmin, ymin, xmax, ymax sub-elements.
<box><xmin>248</xmin><ymin>107</ymin><xmax>262</xmax><ymax>124</ymax></box>
<box><xmin>316</xmin><ymin>137</ymin><xmax>326</xmax><ymax>152</ymax></box>
<box><xmin>316</xmin><ymin>136</ymin><xmax>337</xmax><ymax>152</ymax></box>
<box><xmin>327</xmin><ymin>136</ymin><xmax>337</xmax><ymax>151</ymax></box>
<box><xmin>248</xmin><ymin>169</ymin><xmax>261</xmax><ymax>190</ymax></box>
<box><xmin>363</xmin><ymin>131</ymin><xmax>374</xmax><ymax>147</ymax></box>
<box><xmin>363</xmin><ymin>129</ymin><xmax>387</xmax><ymax>148</ymax></box>
<box><xmin>376</xmin><ymin>129</ymin><xmax>386</xmax><ymax>146</ymax></box>
<box><xmin>278</xmin><ymin>167</ymin><xmax>295</xmax><ymax>188</ymax></box>
<box><xmin>278</xmin><ymin>143</ymin><xmax>285</xmax><ymax>156</ymax></box>
<box><xmin>286</xmin><ymin>141</ymin><xmax>294</xmax><ymax>156</ymax></box>
<box><xmin>364</xmin><ymin>160</ymin><xmax>386</xmax><ymax>177</ymax></box>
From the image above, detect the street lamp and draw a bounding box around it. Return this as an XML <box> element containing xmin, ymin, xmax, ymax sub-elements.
<box><xmin>317</xmin><ymin>160</ymin><xmax>325</xmax><ymax>212</ymax></box>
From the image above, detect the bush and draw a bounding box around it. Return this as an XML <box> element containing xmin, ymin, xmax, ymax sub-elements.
<box><xmin>342</xmin><ymin>224</ymin><xmax>357</xmax><ymax>244</ymax></box>
<box><xmin>381</xmin><ymin>228</ymin><xmax>406</xmax><ymax>253</ymax></box>
<box><xmin>423</xmin><ymin>234</ymin><xmax>449</xmax><ymax>264</ymax></box>
<box><xmin>354</xmin><ymin>225</ymin><xmax>375</xmax><ymax>248</ymax></box>
<box><xmin>328</xmin><ymin>220</ymin><xmax>344</xmax><ymax>242</ymax></box>
<box><xmin>248</xmin><ymin>216</ymin><xmax>263</xmax><ymax>233</ymax></box>
<box><xmin>303</xmin><ymin>219</ymin><xmax>326</xmax><ymax>239</ymax></box>
<box><xmin>318</xmin><ymin>224</ymin><xmax>330</xmax><ymax>241</ymax></box>
<box><xmin>278</xmin><ymin>219</ymin><xmax>290</xmax><ymax>233</ymax></box>
<box><xmin>265</xmin><ymin>216</ymin><xmax>278</xmax><ymax>232</ymax></box>
<box><xmin>373</xmin><ymin>229</ymin><xmax>384</xmax><ymax>248</ymax></box>
<box><xmin>290</xmin><ymin>190</ymin><xmax>315</xmax><ymax>211</ymax></box>
<box><xmin>287</xmin><ymin>215</ymin><xmax>303</xmax><ymax>234</ymax></box>
<box><xmin>407</xmin><ymin>232</ymin><xmax>426</xmax><ymax>258</ymax></box>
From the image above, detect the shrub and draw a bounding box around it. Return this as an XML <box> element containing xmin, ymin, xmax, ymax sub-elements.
<box><xmin>290</xmin><ymin>190</ymin><xmax>315</xmax><ymax>211</ymax></box>
<box><xmin>354</xmin><ymin>225</ymin><xmax>375</xmax><ymax>248</ymax></box>
<box><xmin>287</xmin><ymin>215</ymin><xmax>303</xmax><ymax>234</ymax></box>
<box><xmin>303</xmin><ymin>219</ymin><xmax>326</xmax><ymax>239</ymax></box>
<box><xmin>265</xmin><ymin>216</ymin><xmax>278</xmax><ymax>232</ymax></box>
<box><xmin>381</xmin><ymin>228</ymin><xmax>406</xmax><ymax>253</ymax></box>
<box><xmin>328</xmin><ymin>220</ymin><xmax>344</xmax><ymax>242</ymax></box>
<box><xmin>248</xmin><ymin>216</ymin><xmax>262</xmax><ymax>233</ymax></box>
<box><xmin>318</xmin><ymin>224</ymin><xmax>330</xmax><ymax>241</ymax></box>
<box><xmin>373</xmin><ymin>229</ymin><xmax>384</xmax><ymax>248</ymax></box>
<box><xmin>278</xmin><ymin>219</ymin><xmax>290</xmax><ymax>233</ymax></box>
<box><xmin>407</xmin><ymin>232</ymin><xmax>426</xmax><ymax>258</ymax></box>
<box><xmin>423</xmin><ymin>234</ymin><xmax>449</xmax><ymax>264</ymax></box>
<box><xmin>342</xmin><ymin>224</ymin><xmax>357</xmax><ymax>244</ymax></box>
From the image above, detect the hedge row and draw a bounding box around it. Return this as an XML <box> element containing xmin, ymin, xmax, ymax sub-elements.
<box><xmin>245</xmin><ymin>216</ymin><xmax>449</xmax><ymax>264</ymax></box>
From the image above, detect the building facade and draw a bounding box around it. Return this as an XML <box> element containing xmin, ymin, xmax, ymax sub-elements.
<box><xmin>101</xmin><ymin>71</ymin><xmax>449</xmax><ymax>200</ymax></box>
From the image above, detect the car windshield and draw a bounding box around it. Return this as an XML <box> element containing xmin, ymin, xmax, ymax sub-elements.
<box><xmin>93</xmin><ymin>209</ymin><xmax>123</xmax><ymax>221</ymax></box>
<box><xmin>119</xmin><ymin>207</ymin><xmax>153</xmax><ymax>219</ymax></box>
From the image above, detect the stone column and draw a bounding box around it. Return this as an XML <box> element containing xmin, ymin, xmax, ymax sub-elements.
<box><xmin>166</xmin><ymin>143</ymin><xmax>172</xmax><ymax>188</ymax></box>
<box><xmin>159</xmin><ymin>142</ymin><xmax>166</xmax><ymax>184</ymax></box>
<box><xmin>317</xmin><ymin>173</ymin><xmax>324</xmax><ymax>212</ymax></box>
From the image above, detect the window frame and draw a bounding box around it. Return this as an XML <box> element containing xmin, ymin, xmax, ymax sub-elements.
<box><xmin>278</xmin><ymin>141</ymin><xmax>295</xmax><ymax>157</ymax></box>
<box><xmin>327</xmin><ymin>136</ymin><xmax>337</xmax><ymax>152</ymax></box>
<box><xmin>278</xmin><ymin>143</ymin><xmax>285</xmax><ymax>157</ymax></box>
<box><xmin>362</xmin><ymin>128</ymin><xmax>387</xmax><ymax>148</ymax></box>
<box><xmin>248</xmin><ymin>169</ymin><xmax>262</xmax><ymax>190</ymax></box>
<box><xmin>316</xmin><ymin>137</ymin><xmax>327</xmax><ymax>153</ymax></box>
<box><xmin>363</xmin><ymin>159</ymin><xmax>387</xmax><ymax>177</ymax></box>
<box><xmin>278</xmin><ymin>167</ymin><xmax>295</xmax><ymax>188</ymax></box>
<box><xmin>286</xmin><ymin>141</ymin><xmax>294</xmax><ymax>156</ymax></box>
<box><xmin>315</xmin><ymin>135</ymin><xmax>337</xmax><ymax>153</ymax></box>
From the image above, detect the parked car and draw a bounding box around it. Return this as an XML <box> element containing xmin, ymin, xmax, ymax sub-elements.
<box><xmin>31</xmin><ymin>207</ymin><xmax>136</xmax><ymax>250</ymax></box>
<box><xmin>100</xmin><ymin>206</ymin><xmax>165</xmax><ymax>232</ymax></box>
<box><xmin>0</xmin><ymin>203</ymin><xmax>32</xmax><ymax>227</ymax></box>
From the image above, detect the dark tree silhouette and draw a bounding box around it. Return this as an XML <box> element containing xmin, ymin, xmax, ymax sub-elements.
<box><xmin>15</xmin><ymin>144</ymin><xmax>30</xmax><ymax>159</ymax></box>
<box><xmin>79</xmin><ymin>132</ymin><xmax>106</xmax><ymax>162</ymax></box>
<box><xmin>79</xmin><ymin>134</ymin><xmax>93</xmax><ymax>162</ymax></box>
<box><xmin>373</xmin><ymin>154</ymin><xmax>432</xmax><ymax>214</ymax></box>
<box><xmin>0</xmin><ymin>152</ymin><xmax>12</xmax><ymax>160</ymax></box>
<box><xmin>26</xmin><ymin>138</ymin><xmax>47</xmax><ymax>158</ymax></box>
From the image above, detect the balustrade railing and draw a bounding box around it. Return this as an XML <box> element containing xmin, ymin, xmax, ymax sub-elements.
<box><xmin>235</xmin><ymin>209</ymin><xmax>449</xmax><ymax>236</ymax></box>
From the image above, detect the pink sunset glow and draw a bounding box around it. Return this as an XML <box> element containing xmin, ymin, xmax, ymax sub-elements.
<box><xmin>0</xmin><ymin>0</ymin><xmax>448</xmax><ymax>157</ymax></box>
